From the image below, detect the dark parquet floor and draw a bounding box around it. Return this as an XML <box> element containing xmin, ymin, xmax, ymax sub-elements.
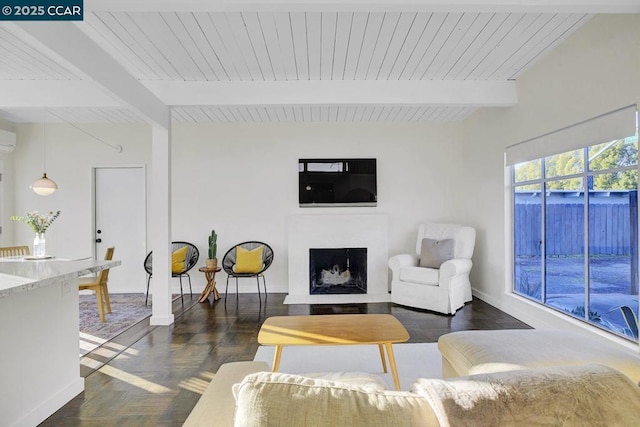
<box><xmin>42</xmin><ymin>294</ymin><xmax>530</xmax><ymax>426</ymax></box>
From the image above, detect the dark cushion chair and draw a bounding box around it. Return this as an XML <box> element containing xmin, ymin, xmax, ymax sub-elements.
<box><xmin>222</xmin><ymin>241</ymin><xmax>274</xmax><ymax>305</ymax></box>
<box><xmin>144</xmin><ymin>241</ymin><xmax>199</xmax><ymax>305</ymax></box>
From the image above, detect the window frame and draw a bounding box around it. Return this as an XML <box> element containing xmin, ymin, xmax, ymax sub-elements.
<box><xmin>510</xmin><ymin>140</ymin><xmax>639</xmax><ymax>342</ymax></box>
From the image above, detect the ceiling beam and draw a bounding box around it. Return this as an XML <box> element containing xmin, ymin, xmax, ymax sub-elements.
<box><xmin>86</xmin><ymin>0</ymin><xmax>640</xmax><ymax>13</ymax></box>
<box><xmin>0</xmin><ymin>81</ymin><xmax>121</xmax><ymax>108</ymax></box>
<box><xmin>12</xmin><ymin>22</ymin><xmax>169</xmax><ymax>129</ymax></box>
<box><xmin>0</xmin><ymin>79</ymin><xmax>517</xmax><ymax>108</ymax></box>
<box><xmin>143</xmin><ymin>80</ymin><xmax>517</xmax><ymax>107</ymax></box>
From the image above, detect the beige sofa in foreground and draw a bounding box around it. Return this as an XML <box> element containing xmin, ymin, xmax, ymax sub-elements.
<box><xmin>185</xmin><ymin>356</ymin><xmax>640</xmax><ymax>426</ymax></box>
<box><xmin>185</xmin><ymin>361</ymin><xmax>270</xmax><ymax>427</ymax></box>
<box><xmin>438</xmin><ymin>329</ymin><xmax>640</xmax><ymax>383</ymax></box>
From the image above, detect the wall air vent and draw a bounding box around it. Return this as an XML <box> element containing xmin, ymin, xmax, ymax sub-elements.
<box><xmin>0</xmin><ymin>129</ymin><xmax>16</xmax><ymax>153</ymax></box>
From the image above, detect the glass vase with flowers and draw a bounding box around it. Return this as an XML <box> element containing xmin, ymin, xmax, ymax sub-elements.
<box><xmin>10</xmin><ymin>210</ymin><xmax>61</xmax><ymax>257</ymax></box>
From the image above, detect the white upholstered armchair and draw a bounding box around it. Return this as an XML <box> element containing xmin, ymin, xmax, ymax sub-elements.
<box><xmin>389</xmin><ymin>223</ymin><xmax>476</xmax><ymax>315</ymax></box>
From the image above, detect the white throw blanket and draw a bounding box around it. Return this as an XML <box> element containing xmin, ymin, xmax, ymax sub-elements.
<box><xmin>412</xmin><ymin>364</ymin><xmax>640</xmax><ymax>427</ymax></box>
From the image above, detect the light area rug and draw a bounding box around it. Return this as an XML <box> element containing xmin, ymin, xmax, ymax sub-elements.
<box><xmin>80</xmin><ymin>293</ymin><xmax>181</xmax><ymax>356</ymax></box>
<box><xmin>79</xmin><ymin>293</ymin><xmax>151</xmax><ymax>339</ymax></box>
<box><xmin>254</xmin><ymin>342</ymin><xmax>442</xmax><ymax>391</ymax></box>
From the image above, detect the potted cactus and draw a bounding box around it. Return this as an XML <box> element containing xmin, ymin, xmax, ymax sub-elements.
<box><xmin>206</xmin><ymin>229</ymin><xmax>218</xmax><ymax>269</ymax></box>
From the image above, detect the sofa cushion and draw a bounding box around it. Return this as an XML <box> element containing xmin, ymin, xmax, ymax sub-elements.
<box><xmin>438</xmin><ymin>329</ymin><xmax>640</xmax><ymax>383</ymax></box>
<box><xmin>399</xmin><ymin>266</ymin><xmax>439</xmax><ymax>285</ymax></box>
<box><xmin>233</xmin><ymin>371</ymin><xmax>437</xmax><ymax>427</ymax></box>
<box><xmin>235</xmin><ymin>245</ymin><xmax>264</xmax><ymax>273</ymax></box>
<box><xmin>300</xmin><ymin>371</ymin><xmax>388</xmax><ymax>390</ymax></box>
<box><xmin>412</xmin><ymin>364</ymin><xmax>640</xmax><ymax>427</ymax></box>
<box><xmin>171</xmin><ymin>245</ymin><xmax>188</xmax><ymax>273</ymax></box>
<box><xmin>419</xmin><ymin>238</ymin><xmax>454</xmax><ymax>268</ymax></box>
<box><xmin>183</xmin><ymin>361</ymin><xmax>270</xmax><ymax>427</ymax></box>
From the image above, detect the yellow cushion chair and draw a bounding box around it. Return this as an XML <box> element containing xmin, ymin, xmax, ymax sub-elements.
<box><xmin>144</xmin><ymin>242</ymin><xmax>200</xmax><ymax>305</ymax></box>
<box><xmin>222</xmin><ymin>241</ymin><xmax>274</xmax><ymax>306</ymax></box>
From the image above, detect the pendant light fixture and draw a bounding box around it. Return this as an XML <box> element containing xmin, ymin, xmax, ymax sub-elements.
<box><xmin>31</xmin><ymin>110</ymin><xmax>58</xmax><ymax>196</ymax></box>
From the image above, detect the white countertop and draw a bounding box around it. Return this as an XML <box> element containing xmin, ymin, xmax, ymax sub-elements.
<box><xmin>0</xmin><ymin>258</ymin><xmax>121</xmax><ymax>298</ymax></box>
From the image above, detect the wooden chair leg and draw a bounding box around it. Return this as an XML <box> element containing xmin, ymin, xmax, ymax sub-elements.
<box><xmin>95</xmin><ymin>287</ymin><xmax>106</xmax><ymax>323</ymax></box>
<box><xmin>102</xmin><ymin>284</ymin><xmax>112</xmax><ymax>313</ymax></box>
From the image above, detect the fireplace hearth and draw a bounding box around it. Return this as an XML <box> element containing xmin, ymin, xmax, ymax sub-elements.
<box><xmin>309</xmin><ymin>248</ymin><xmax>367</xmax><ymax>294</ymax></box>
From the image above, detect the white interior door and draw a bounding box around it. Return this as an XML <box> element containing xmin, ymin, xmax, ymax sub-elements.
<box><xmin>94</xmin><ymin>166</ymin><xmax>146</xmax><ymax>293</ymax></box>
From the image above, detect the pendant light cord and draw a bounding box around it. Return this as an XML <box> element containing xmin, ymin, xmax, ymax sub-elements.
<box><xmin>47</xmin><ymin>111</ymin><xmax>123</xmax><ymax>153</ymax></box>
<box><xmin>32</xmin><ymin>109</ymin><xmax>58</xmax><ymax>195</ymax></box>
<box><xmin>42</xmin><ymin>110</ymin><xmax>46</xmax><ymax>173</ymax></box>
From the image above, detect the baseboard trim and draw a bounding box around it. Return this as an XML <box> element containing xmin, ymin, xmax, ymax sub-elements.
<box><xmin>150</xmin><ymin>314</ymin><xmax>175</xmax><ymax>326</ymax></box>
<box><xmin>284</xmin><ymin>293</ymin><xmax>392</xmax><ymax>305</ymax></box>
<box><xmin>471</xmin><ymin>288</ymin><xmax>639</xmax><ymax>352</ymax></box>
<box><xmin>15</xmin><ymin>377</ymin><xmax>84</xmax><ymax>427</ymax></box>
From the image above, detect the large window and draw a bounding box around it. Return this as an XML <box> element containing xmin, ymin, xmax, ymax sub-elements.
<box><xmin>513</xmin><ymin>135</ymin><xmax>639</xmax><ymax>342</ymax></box>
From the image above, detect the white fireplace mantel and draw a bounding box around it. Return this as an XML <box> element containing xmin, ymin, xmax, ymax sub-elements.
<box><xmin>286</xmin><ymin>214</ymin><xmax>390</xmax><ymax>304</ymax></box>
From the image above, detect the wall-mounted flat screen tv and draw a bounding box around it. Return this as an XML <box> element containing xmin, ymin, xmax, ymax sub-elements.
<box><xmin>299</xmin><ymin>158</ymin><xmax>377</xmax><ymax>207</ymax></box>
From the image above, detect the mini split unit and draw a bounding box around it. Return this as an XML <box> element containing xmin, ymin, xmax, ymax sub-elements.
<box><xmin>0</xmin><ymin>128</ymin><xmax>16</xmax><ymax>153</ymax></box>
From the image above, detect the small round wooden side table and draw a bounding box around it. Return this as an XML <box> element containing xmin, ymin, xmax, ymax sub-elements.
<box><xmin>198</xmin><ymin>266</ymin><xmax>221</xmax><ymax>302</ymax></box>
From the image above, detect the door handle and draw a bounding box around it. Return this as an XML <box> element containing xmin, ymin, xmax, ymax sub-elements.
<box><xmin>96</xmin><ymin>238</ymin><xmax>102</xmax><ymax>243</ymax></box>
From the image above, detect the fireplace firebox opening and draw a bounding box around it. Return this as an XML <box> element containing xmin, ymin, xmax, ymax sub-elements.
<box><xmin>309</xmin><ymin>248</ymin><xmax>367</xmax><ymax>294</ymax></box>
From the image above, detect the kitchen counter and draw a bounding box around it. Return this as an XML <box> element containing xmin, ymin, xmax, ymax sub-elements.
<box><xmin>0</xmin><ymin>258</ymin><xmax>121</xmax><ymax>427</ymax></box>
<box><xmin>0</xmin><ymin>258</ymin><xmax>121</xmax><ymax>298</ymax></box>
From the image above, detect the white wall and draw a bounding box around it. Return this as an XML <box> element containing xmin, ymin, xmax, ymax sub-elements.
<box><xmin>170</xmin><ymin>122</ymin><xmax>460</xmax><ymax>292</ymax></box>
<box><xmin>11</xmin><ymin>123</ymin><xmax>150</xmax><ymax>259</ymax></box>
<box><xmin>458</xmin><ymin>14</ymin><xmax>640</xmax><ymax>348</ymax></box>
<box><xmin>10</xmin><ymin>121</ymin><xmax>460</xmax><ymax>293</ymax></box>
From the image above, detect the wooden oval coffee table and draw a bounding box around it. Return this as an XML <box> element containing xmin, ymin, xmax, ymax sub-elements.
<box><xmin>257</xmin><ymin>314</ymin><xmax>410</xmax><ymax>390</ymax></box>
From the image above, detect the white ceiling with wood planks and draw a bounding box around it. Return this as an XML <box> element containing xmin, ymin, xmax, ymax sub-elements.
<box><xmin>0</xmin><ymin>1</ymin><xmax>638</xmax><ymax>124</ymax></box>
